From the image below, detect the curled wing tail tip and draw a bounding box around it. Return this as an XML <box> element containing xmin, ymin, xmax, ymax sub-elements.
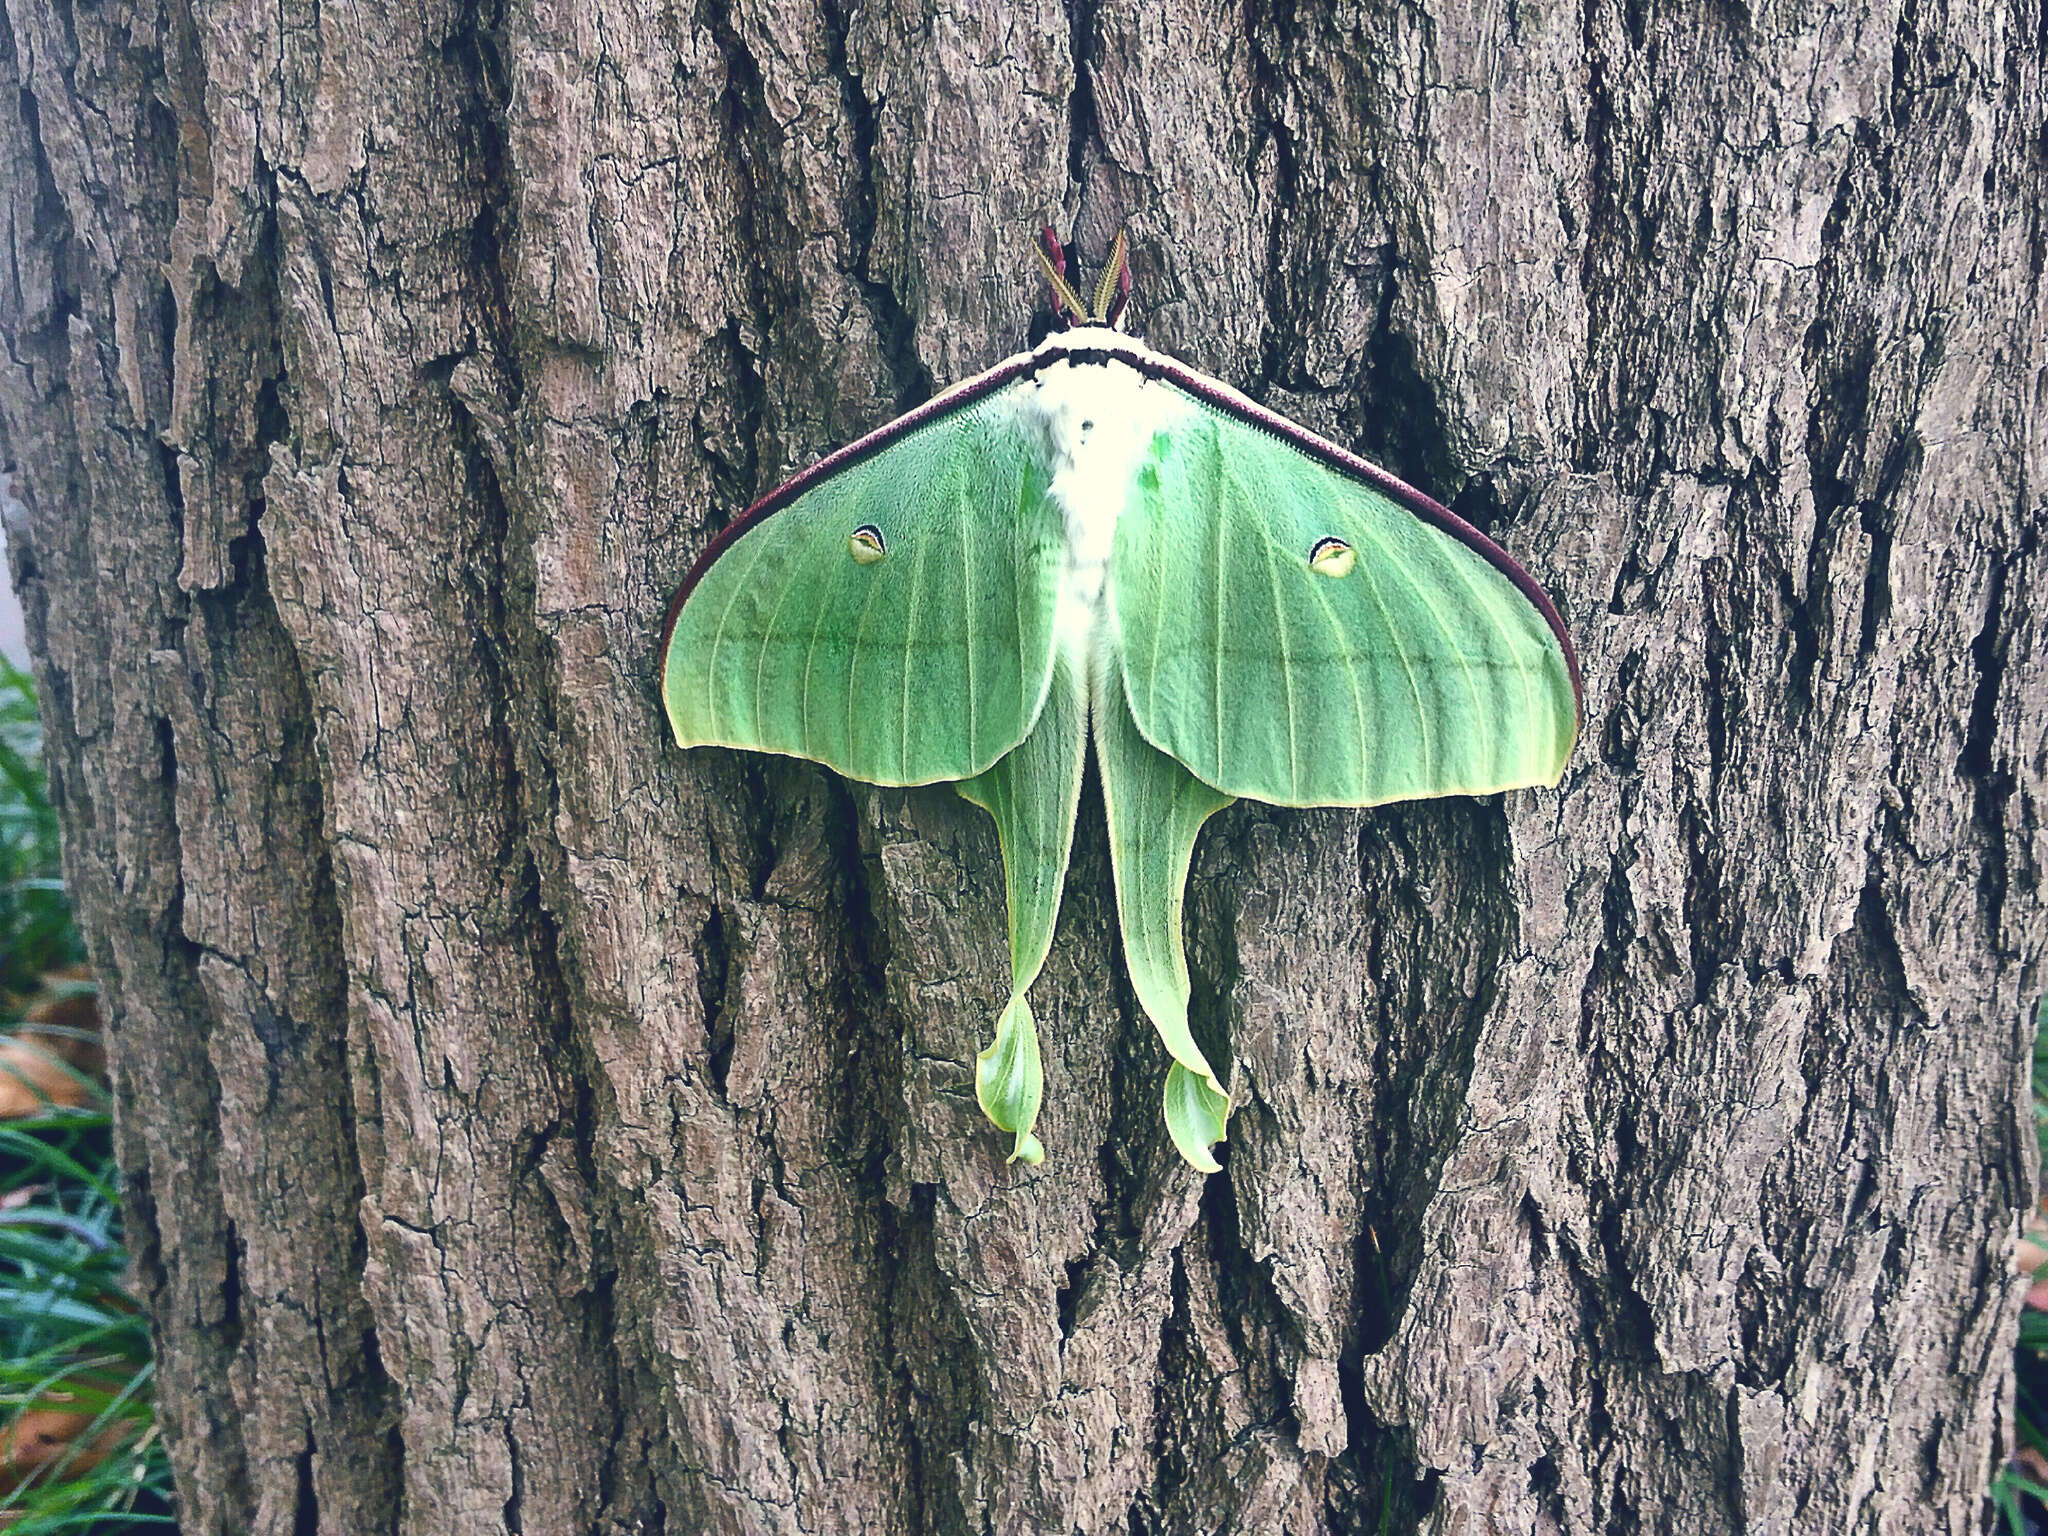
<box><xmin>977</xmin><ymin>993</ymin><xmax>1046</xmax><ymax>1163</ymax></box>
<box><xmin>1165</xmin><ymin>1039</ymin><xmax>1220</xmax><ymax>1084</ymax></box>
<box><xmin>1163</xmin><ymin>1061</ymin><xmax>1230</xmax><ymax>1172</ymax></box>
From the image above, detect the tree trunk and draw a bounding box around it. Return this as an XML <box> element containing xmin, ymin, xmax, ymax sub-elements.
<box><xmin>0</xmin><ymin>0</ymin><xmax>2041</xmax><ymax>1527</ymax></box>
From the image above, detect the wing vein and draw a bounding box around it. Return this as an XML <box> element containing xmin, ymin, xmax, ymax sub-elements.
<box><xmin>799</xmin><ymin>525</ymin><xmax>838</xmax><ymax>757</ymax></box>
<box><xmin>1351</xmin><ymin>541</ymin><xmax>1431</xmax><ymax>788</ymax></box>
<box><xmin>1256</xmin><ymin>519</ymin><xmax>1300</xmax><ymax>798</ymax></box>
<box><xmin>1445</xmin><ymin>551</ymin><xmax>1540</xmax><ymax>783</ymax></box>
<box><xmin>1366</xmin><ymin>520</ymin><xmax>1491</xmax><ymax>773</ymax></box>
<box><xmin>706</xmin><ymin>529</ymin><xmax>788</xmax><ymax>742</ymax></box>
<box><xmin>1212</xmin><ymin>450</ymin><xmax>1228</xmax><ymax>778</ymax></box>
<box><xmin>844</xmin><ymin>539</ymin><xmax>890</xmax><ymax>772</ymax></box>
<box><xmin>961</xmin><ymin>466</ymin><xmax>978</xmax><ymax>767</ymax></box>
<box><xmin>901</xmin><ymin>500</ymin><xmax>932</xmax><ymax>779</ymax></box>
<box><xmin>1014</xmin><ymin>439</ymin><xmax>1030</xmax><ymax>740</ymax></box>
<box><xmin>751</xmin><ymin>523</ymin><xmax>813</xmax><ymax>748</ymax></box>
<box><xmin>1148</xmin><ymin>440</ymin><xmax>1170</xmax><ymax>722</ymax></box>
<box><xmin>1296</xmin><ymin>535</ymin><xmax>1369</xmax><ymax>798</ymax></box>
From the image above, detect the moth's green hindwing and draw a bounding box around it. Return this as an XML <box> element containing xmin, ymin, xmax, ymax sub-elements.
<box><xmin>1113</xmin><ymin>396</ymin><xmax>1579</xmax><ymax>807</ymax></box>
<box><xmin>958</xmin><ymin>654</ymin><xmax>1088</xmax><ymax>1163</ymax></box>
<box><xmin>663</xmin><ymin>394</ymin><xmax>1067</xmax><ymax>787</ymax></box>
<box><xmin>1091</xmin><ymin>652</ymin><xmax>1236</xmax><ymax>1169</ymax></box>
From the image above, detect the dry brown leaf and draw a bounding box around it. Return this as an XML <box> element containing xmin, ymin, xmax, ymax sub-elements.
<box><xmin>0</xmin><ymin>969</ymin><xmax>103</xmax><ymax>1119</ymax></box>
<box><xmin>0</xmin><ymin>1402</ymin><xmax>127</xmax><ymax>1500</ymax></box>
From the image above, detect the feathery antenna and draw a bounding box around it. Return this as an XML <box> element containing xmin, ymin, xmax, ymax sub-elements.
<box><xmin>1036</xmin><ymin>227</ymin><xmax>1133</xmax><ymax>329</ymax></box>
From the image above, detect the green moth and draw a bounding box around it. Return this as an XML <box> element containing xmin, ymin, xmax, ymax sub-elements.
<box><xmin>661</xmin><ymin>231</ymin><xmax>1581</xmax><ymax>1171</ymax></box>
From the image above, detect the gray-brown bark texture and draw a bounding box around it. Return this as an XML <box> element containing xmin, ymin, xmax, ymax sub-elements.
<box><xmin>0</xmin><ymin>0</ymin><xmax>2042</xmax><ymax>1526</ymax></box>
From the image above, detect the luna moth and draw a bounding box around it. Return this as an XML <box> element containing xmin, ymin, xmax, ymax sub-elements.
<box><xmin>661</xmin><ymin>230</ymin><xmax>1581</xmax><ymax>1171</ymax></box>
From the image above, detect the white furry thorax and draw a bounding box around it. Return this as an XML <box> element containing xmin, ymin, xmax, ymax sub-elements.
<box><xmin>1018</xmin><ymin>330</ymin><xmax>1198</xmax><ymax>665</ymax></box>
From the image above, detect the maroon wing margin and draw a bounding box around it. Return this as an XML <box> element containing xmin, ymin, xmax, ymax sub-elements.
<box><xmin>1132</xmin><ymin>352</ymin><xmax>1586</xmax><ymax>725</ymax></box>
<box><xmin>657</xmin><ymin>353</ymin><xmax>1050</xmax><ymax>661</ymax></box>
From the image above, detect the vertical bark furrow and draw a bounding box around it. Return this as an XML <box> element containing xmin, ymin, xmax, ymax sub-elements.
<box><xmin>247</xmin><ymin>0</ymin><xmax>618</xmax><ymax>1525</ymax></box>
<box><xmin>0</xmin><ymin>0</ymin><xmax>415</xmax><ymax>1527</ymax></box>
<box><xmin>1357</xmin><ymin>3</ymin><xmax>2044</xmax><ymax>1532</ymax></box>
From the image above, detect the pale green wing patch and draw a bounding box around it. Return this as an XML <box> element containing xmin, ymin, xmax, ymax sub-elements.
<box><xmin>1111</xmin><ymin>398</ymin><xmax>1578</xmax><ymax>807</ymax></box>
<box><xmin>663</xmin><ymin>389</ymin><xmax>1067</xmax><ymax>787</ymax></box>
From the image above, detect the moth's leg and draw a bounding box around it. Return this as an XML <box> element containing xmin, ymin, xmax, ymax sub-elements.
<box><xmin>1090</xmin><ymin>658</ymin><xmax>1236</xmax><ymax>1172</ymax></box>
<box><xmin>956</xmin><ymin>654</ymin><xmax>1088</xmax><ymax>1164</ymax></box>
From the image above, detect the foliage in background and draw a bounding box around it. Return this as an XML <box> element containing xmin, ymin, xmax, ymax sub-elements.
<box><xmin>1994</xmin><ymin>1000</ymin><xmax>2048</xmax><ymax>1535</ymax></box>
<box><xmin>0</xmin><ymin>656</ymin><xmax>172</xmax><ymax>1530</ymax></box>
<box><xmin>0</xmin><ymin>659</ymin><xmax>78</xmax><ymax>999</ymax></box>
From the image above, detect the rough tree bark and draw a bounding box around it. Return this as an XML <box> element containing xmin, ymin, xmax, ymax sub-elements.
<box><xmin>0</xmin><ymin>0</ymin><xmax>2042</xmax><ymax>1527</ymax></box>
